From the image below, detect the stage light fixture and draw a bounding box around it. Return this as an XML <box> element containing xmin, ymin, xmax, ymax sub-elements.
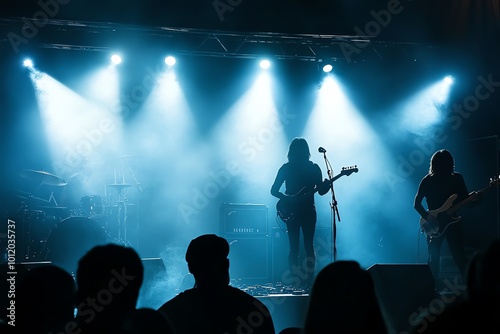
<box><xmin>165</xmin><ymin>56</ymin><xmax>176</xmax><ymax>66</ymax></box>
<box><xmin>259</xmin><ymin>59</ymin><xmax>271</xmax><ymax>70</ymax></box>
<box><xmin>23</xmin><ymin>58</ymin><xmax>34</xmax><ymax>68</ymax></box>
<box><xmin>111</xmin><ymin>55</ymin><xmax>122</xmax><ymax>65</ymax></box>
<box><xmin>444</xmin><ymin>75</ymin><xmax>454</xmax><ymax>85</ymax></box>
<box><xmin>322</xmin><ymin>64</ymin><xmax>333</xmax><ymax>73</ymax></box>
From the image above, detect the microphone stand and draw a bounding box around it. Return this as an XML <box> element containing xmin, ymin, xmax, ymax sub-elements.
<box><xmin>321</xmin><ymin>150</ymin><xmax>341</xmax><ymax>262</ymax></box>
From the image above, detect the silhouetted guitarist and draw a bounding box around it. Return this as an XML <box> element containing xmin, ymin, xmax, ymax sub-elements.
<box><xmin>414</xmin><ymin>149</ymin><xmax>481</xmax><ymax>285</ymax></box>
<box><xmin>271</xmin><ymin>137</ymin><xmax>329</xmax><ymax>289</ymax></box>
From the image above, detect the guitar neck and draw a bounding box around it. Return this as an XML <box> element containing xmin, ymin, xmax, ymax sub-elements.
<box><xmin>300</xmin><ymin>175</ymin><xmax>342</xmax><ymax>197</ymax></box>
<box><xmin>447</xmin><ymin>185</ymin><xmax>490</xmax><ymax>215</ymax></box>
<box><xmin>298</xmin><ymin>167</ymin><xmax>358</xmax><ymax>197</ymax></box>
<box><xmin>329</xmin><ymin>173</ymin><xmax>345</xmax><ymax>185</ymax></box>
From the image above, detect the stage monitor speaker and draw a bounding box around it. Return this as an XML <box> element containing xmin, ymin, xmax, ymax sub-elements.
<box><xmin>226</xmin><ymin>237</ymin><xmax>270</xmax><ymax>283</ymax></box>
<box><xmin>367</xmin><ymin>263</ymin><xmax>436</xmax><ymax>333</ymax></box>
<box><xmin>138</xmin><ymin>258</ymin><xmax>167</xmax><ymax>309</ymax></box>
<box><xmin>141</xmin><ymin>257</ymin><xmax>166</xmax><ymax>286</ymax></box>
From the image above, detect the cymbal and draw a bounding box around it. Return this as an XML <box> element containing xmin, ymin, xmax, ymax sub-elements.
<box><xmin>33</xmin><ymin>206</ymin><xmax>70</xmax><ymax>217</ymax></box>
<box><xmin>15</xmin><ymin>189</ymin><xmax>31</xmax><ymax>200</ymax></box>
<box><xmin>114</xmin><ymin>201</ymin><xmax>135</xmax><ymax>205</ymax></box>
<box><xmin>115</xmin><ymin>155</ymin><xmax>139</xmax><ymax>160</ymax></box>
<box><xmin>107</xmin><ymin>183</ymin><xmax>133</xmax><ymax>190</ymax></box>
<box><xmin>33</xmin><ymin>206</ymin><xmax>68</xmax><ymax>211</ymax></box>
<box><xmin>19</xmin><ymin>169</ymin><xmax>67</xmax><ymax>186</ymax></box>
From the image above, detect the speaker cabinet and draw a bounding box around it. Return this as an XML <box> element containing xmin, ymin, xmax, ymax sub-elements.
<box><xmin>141</xmin><ymin>257</ymin><xmax>166</xmax><ymax>285</ymax></box>
<box><xmin>367</xmin><ymin>263</ymin><xmax>436</xmax><ymax>333</ymax></box>
<box><xmin>137</xmin><ymin>258</ymin><xmax>167</xmax><ymax>309</ymax></box>
<box><xmin>220</xmin><ymin>203</ymin><xmax>268</xmax><ymax>236</ymax></box>
<box><xmin>226</xmin><ymin>237</ymin><xmax>270</xmax><ymax>283</ymax></box>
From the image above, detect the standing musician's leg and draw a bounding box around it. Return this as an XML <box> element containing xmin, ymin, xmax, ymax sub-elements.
<box><xmin>302</xmin><ymin>209</ymin><xmax>317</xmax><ymax>289</ymax></box>
<box><xmin>427</xmin><ymin>235</ymin><xmax>444</xmax><ymax>288</ymax></box>
<box><xmin>445</xmin><ymin>223</ymin><xmax>468</xmax><ymax>283</ymax></box>
<box><xmin>287</xmin><ymin>220</ymin><xmax>301</xmax><ymax>281</ymax></box>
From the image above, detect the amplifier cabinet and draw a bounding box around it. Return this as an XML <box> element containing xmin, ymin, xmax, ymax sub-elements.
<box><xmin>226</xmin><ymin>237</ymin><xmax>270</xmax><ymax>282</ymax></box>
<box><xmin>220</xmin><ymin>203</ymin><xmax>268</xmax><ymax>236</ymax></box>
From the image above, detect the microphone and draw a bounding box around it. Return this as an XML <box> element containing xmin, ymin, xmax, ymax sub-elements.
<box><xmin>318</xmin><ymin>147</ymin><xmax>326</xmax><ymax>153</ymax></box>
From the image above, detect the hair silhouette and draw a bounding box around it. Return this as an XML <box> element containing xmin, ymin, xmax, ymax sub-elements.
<box><xmin>303</xmin><ymin>260</ymin><xmax>387</xmax><ymax>334</ymax></box>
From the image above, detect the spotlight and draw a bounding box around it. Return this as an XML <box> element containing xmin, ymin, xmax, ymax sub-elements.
<box><xmin>444</xmin><ymin>75</ymin><xmax>454</xmax><ymax>85</ymax></box>
<box><xmin>259</xmin><ymin>59</ymin><xmax>271</xmax><ymax>70</ymax></box>
<box><xmin>322</xmin><ymin>64</ymin><xmax>333</xmax><ymax>73</ymax></box>
<box><xmin>165</xmin><ymin>56</ymin><xmax>176</xmax><ymax>66</ymax></box>
<box><xmin>23</xmin><ymin>58</ymin><xmax>34</xmax><ymax>68</ymax></box>
<box><xmin>111</xmin><ymin>55</ymin><xmax>122</xmax><ymax>65</ymax></box>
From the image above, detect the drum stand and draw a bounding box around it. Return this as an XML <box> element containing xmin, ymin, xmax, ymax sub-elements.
<box><xmin>16</xmin><ymin>200</ymin><xmax>32</xmax><ymax>261</ymax></box>
<box><xmin>107</xmin><ymin>183</ymin><xmax>133</xmax><ymax>246</ymax></box>
<box><xmin>16</xmin><ymin>169</ymin><xmax>68</xmax><ymax>261</ymax></box>
<box><xmin>16</xmin><ymin>195</ymin><xmax>54</xmax><ymax>261</ymax></box>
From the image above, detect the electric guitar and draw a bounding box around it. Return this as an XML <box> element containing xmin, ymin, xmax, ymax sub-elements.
<box><xmin>420</xmin><ymin>175</ymin><xmax>500</xmax><ymax>238</ymax></box>
<box><xmin>276</xmin><ymin>166</ymin><xmax>358</xmax><ymax>223</ymax></box>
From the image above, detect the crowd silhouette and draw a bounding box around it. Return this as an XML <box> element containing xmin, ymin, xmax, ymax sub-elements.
<box><xmin>409</xmin><ymin>238</ymin><xmax>500</xmax><ymax>333</ymax></box>
<box><xmin>157</xmin><ymin>234</ymin><xmax>275</xmax><ymax>333</ymax></box>
<box><xmin>303</xmin><ymin>260</ymin><xmax>387</xmax><ymax>333</ymax></box>
<box><xmin>2</xmin><ymin>235</ymin><xmax>499</xmax><ymax>333</ymax></box>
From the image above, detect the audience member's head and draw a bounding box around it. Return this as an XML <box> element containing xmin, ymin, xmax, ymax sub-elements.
<box><xmin>75</xmin><ymin>244</ymin><xmax>144</xmax><ymax>331</ymax></box>
<box><xmin>185</xmin><ymin>234</ymin><xmax>230</xmax><ymax>288</ymax></box>
<box><xmin>303</xmin><ymin>260</ymin><xmax>387</xmax><ymax>334</ymax></box>
<box><xmin>158</xmin><ymin>234</ymin><xmax>276</xmax><ymax>334</ymax></box>
<box><xmin>17</xmin><ymin>264</ymin><xmax>76</xmax><ymax>334</ymax></box>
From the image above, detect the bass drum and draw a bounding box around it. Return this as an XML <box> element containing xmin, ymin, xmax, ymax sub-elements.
<box><xmin>44</xmin><ymin>216</ymin><xmax>108</xmax><ymax>274</ymax></box>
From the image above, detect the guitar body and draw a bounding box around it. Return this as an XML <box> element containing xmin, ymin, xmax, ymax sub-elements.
<box><xmin>420</xmin><ymin>194</ymin><xmax>461</xmax><ymax>238</ymax></box>
<box><xmin>418</xmin><ymin>175</ymin><xmax>500</xmax><ymax>238</ymax></box>
<box><xmin>276</xmin><ymin>197</ymin><xmax>296</xmax><ymax>223</ymax></box>
<box><xmin>276</xmin><ymin>187</ymin><xmax>309</xmax><ymax>223</ymax></box>
<box><xmin>275</xmin><ymin>166</ymin><xmax>359</xmax><ymax>223</ymax></box>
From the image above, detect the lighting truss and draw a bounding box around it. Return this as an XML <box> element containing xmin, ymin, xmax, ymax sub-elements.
<box><xmin>0</xmin><ymin>17</ymin><xmax>439</xmax><ymax>62</ymax></box>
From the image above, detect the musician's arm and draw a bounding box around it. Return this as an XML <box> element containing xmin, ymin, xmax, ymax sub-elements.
<box><xmin>313</xmin><ymin>164</ymin><xmax>329</xmax><ymax>196</ymax></box>
<box><xmin>414</xmin><ymin>194</ymin><xmax>428</xmax><ymax>219</ymax></box>
<box><xmin>271</xmin><ymin>166</ymin><xmax>287</xmax><ymax>200</ymax></box>
<box><xmin>455</xmin><ymin>173</ymin><xmax>470</xmax><ymax>202</ymax></box>
<box><xmin>414</xmin><ymin>179</ymin><xmax>431</xmax><ymax>220</ymax></box>
<box><xmin>468</xmin><ymin>191</ymin><xmax>483</xmax><ymax>207</ymax></box>
<box><xmin>457</xmin><ymin>173</ymin><xmax>482</xmax><ymax>207</ymax></box>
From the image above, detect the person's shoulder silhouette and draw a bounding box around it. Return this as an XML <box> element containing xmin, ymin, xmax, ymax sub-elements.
<box><xmin>157</xmin><ymin>234</ymin><xmax>275</xmax><ymax>334</ymax></box>
<box><xmin>415</xmin><ymin>239</ymin><xmax>500</xmax><ymax>333</ymax></box>
<box><xmin>17</xmin><ymin>264</ymin><xmax>76</xmax><ymax>334</ymax></box>
<box><xmin>124</xmin><ymin>307</ymin><xmax>175</xmax><ymax>334</ymax></box>
<box><xmin>75</xmin><ymin>243</ymin><xmax>144</xmax><ymax>334</ymax></box>
<box><xmin>303</xmin><ymin>260</ymin><xmax>387</xmax><ymax>334</ymax></box>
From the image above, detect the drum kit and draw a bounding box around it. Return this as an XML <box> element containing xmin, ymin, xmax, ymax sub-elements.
<box><xmin>15</xmin><ymin>168</ymin><xmax>137</xmax><ymax>273</ymax></box>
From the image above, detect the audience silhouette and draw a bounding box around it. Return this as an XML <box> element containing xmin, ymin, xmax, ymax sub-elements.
<box><xmin>411</xmin><ymin>239</ymin><xmax>500</xmax><ymax>333</ymax></box>
<box><xmin>123</xmin><ymin>307</ymin><xmax>174</xmax><ymax>334</ymax></box>
<box><xmin>74</xmin><ymin>244</ymin><xmax>146</xmax><ymax>333</ymax></box>
<box><xmin>278</xmin><ymin>327</ymin><xmax>302</xmax><ymax>334</ymax></box>
<box><xmin>157</xmin><ymin>234</ymin><xmax>276</xmax><ymax>334</ymax></box>
<box><xmin>16</xmin><ymin>264</ymin><xmax>76</xmax><ymax>334</ymax></box>
<box><xmin>303</xmin><ymin>260</ymin><xmax>387</xmax><ymax>334</ymax></box>
<box><xmin>469</xmin><ymin>238</ymin><xmax>500</xmax><ymax>302</ymax></box>
<box><xmin>10</xmin><ymin>235</ymin><xmax>498</xmax><ymax>333</ymax></box>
